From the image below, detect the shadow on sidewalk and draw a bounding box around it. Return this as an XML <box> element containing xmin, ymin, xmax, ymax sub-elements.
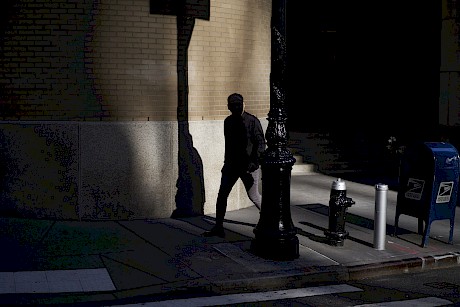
<box><xmin>296</xmin><ymin>203</ymin><xmax>417</xmax><ymax>248</ymax></box>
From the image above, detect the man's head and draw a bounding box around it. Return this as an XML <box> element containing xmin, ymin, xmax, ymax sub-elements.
<box><xmin>227</xmin><ymin>93</ymin><xmax>244</xmax><ymax>115</ymax></box>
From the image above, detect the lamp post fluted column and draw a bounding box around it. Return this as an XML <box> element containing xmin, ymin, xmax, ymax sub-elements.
<box><xmin>250</xmin><ymin>0</ymin><xmax>299</xmax><ymax>261</ymax></box>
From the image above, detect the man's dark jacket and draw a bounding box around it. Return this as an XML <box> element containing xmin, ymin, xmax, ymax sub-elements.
<box><xmin>223</xmin><ymin>111</ymin><xmax>266</xmax><ymax>172</ymax></box>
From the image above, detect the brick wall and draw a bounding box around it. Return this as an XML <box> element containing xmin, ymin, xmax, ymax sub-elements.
<box><xmin>0</xmin><ymin>0</ymin><xmax>271</xmax><ymax>121</ymax></box>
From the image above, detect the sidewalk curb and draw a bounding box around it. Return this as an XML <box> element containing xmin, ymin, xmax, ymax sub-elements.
<box><xmin>346</xmin><ymin>251</ymin><xmax>460</xmax><ymax>280</ymax></box>
<box><xmin>207</xmin><ymin>266</ymin><xmax>349</xmax><ymax>294</ymax></box>
<box><xmin>111</xmin><ymin>253</ymin><xmax>460</xmax><ymax>301</ymax></box>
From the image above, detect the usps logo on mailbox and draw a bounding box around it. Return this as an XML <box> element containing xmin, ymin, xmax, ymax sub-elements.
<box><xmin>436</xmin><ymin>181</ymin><xmax>454</xmax><ymax>203</ymax></box>
<box><xmin>404</xmin><ymin>178</ymin><xmax>425</xmax><ymax>200</ymax></box>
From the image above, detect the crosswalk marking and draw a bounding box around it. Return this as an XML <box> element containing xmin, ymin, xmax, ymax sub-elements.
<box><xmin>107</xmin><ymin>284</ymin><xmax>362</xmax><ymax>307</ymax></box>
<box><xmin>107</xmin><ymin>284</ymin><xmax>454</xmax><ymax>307</ymax></box>
<box><xmin>354</xmin><ymin>296</ymin><xmax>452</xmax><ymax>306</ymax></box>
<box><xmin>0</xmin><ymin>268</ymin><xmax>115</xmax><ymax>293</ymax></box>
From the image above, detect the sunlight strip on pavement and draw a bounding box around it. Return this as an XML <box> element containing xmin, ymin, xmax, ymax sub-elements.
<box><xmin>108</xmin><ymin>284</ymin><xmax>362</xmax><ymax>307</ymax></box>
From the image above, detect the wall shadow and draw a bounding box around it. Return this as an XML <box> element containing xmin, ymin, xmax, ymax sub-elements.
<box><xmin>0</xmin><ymin>0</ymin><xmax>108</xmax><ymax>120</ymax></box>
<box><xmin>0</xmin><ymin>1</ymin><xmax>135</xmax><ymax>220</ymax></box>
<box><xmin>150</xmin><ymin>1</ymin><xmax>210</xmax><ymax>218</ymax></box>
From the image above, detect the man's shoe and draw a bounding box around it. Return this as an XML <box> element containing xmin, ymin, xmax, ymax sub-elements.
<box><xmin>202</xmin><ymin>226</ymin><xmax>225</xmax><ymax>238</ymax></box>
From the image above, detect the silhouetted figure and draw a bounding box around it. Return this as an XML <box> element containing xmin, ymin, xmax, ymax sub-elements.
<box><xmin>203</xmin><ymin>93</ymin><xmax>266</xmax><ymax>237</ymax></box>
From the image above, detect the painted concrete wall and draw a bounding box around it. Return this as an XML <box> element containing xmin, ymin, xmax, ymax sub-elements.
<box><xmin>0</xmin><ymin>119</ymin><xmax>267</xmax><ymax>219</ymax></box>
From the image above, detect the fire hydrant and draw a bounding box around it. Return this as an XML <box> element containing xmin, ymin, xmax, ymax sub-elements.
<box><xmin>324</xmin><ymin>178</ymin><xmax>355</xmax><ymax>246</ymax></box>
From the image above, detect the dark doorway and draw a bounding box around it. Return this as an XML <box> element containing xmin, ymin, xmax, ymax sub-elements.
<box><xmin>286</xmin><ymin>2</ymin><xmax>440</xmax><ymax>135</ymax></box>
<box><xmin>286</xmin><ymin>1</ymin><xmax>337</xmax><ymax>132</ymax></box>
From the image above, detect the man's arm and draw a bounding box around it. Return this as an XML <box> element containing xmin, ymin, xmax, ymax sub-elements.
<box><xmin>247</xmin><ymin>117</ymin><xmax>265</xmax><ymax>171</ymax></box>
<box><xmin>254</xmin><ymin>119</ymin><xmax>266</xmax><ymax>158</ymax></box>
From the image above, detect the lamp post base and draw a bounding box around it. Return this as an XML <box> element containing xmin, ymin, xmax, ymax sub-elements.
<box><xmin>251</xmin><ymin>235</ymin><xmax>299</xmax><ymax>261</ymax></box>
<box><xmin>250</xmin><ymin>160</ymin><xmax>299</xmax><ymax>261</ymax></box>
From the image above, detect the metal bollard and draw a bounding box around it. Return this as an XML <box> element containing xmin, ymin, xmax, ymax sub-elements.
<box><xmin>374</xmin><ymin>183</ymin><xmax>388</xmax><ymax>250</ymax></box>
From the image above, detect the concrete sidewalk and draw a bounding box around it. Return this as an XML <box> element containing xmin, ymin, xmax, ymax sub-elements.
<box><xmin>1</xmin><ymin>172</ymin><xmax>460</xmax><ymax>306</ymax></box>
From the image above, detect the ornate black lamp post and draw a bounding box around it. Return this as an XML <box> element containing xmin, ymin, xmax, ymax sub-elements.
<box><xmin>250</xmin><ymin>0</ymin><xmax>299</xmax><ymax>261</ymax></box>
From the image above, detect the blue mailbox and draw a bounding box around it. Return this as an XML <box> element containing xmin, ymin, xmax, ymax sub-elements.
<box><xmin>393</xmin><ymin>142</ymin><xmax>460</xmax><ymax>247</ymax></box>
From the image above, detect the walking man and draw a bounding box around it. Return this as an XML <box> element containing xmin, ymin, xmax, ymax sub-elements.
<box><xmin>203</xmin><ymin>93</ymin><xmax>266</xmax><ymax>238</ymax></box>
